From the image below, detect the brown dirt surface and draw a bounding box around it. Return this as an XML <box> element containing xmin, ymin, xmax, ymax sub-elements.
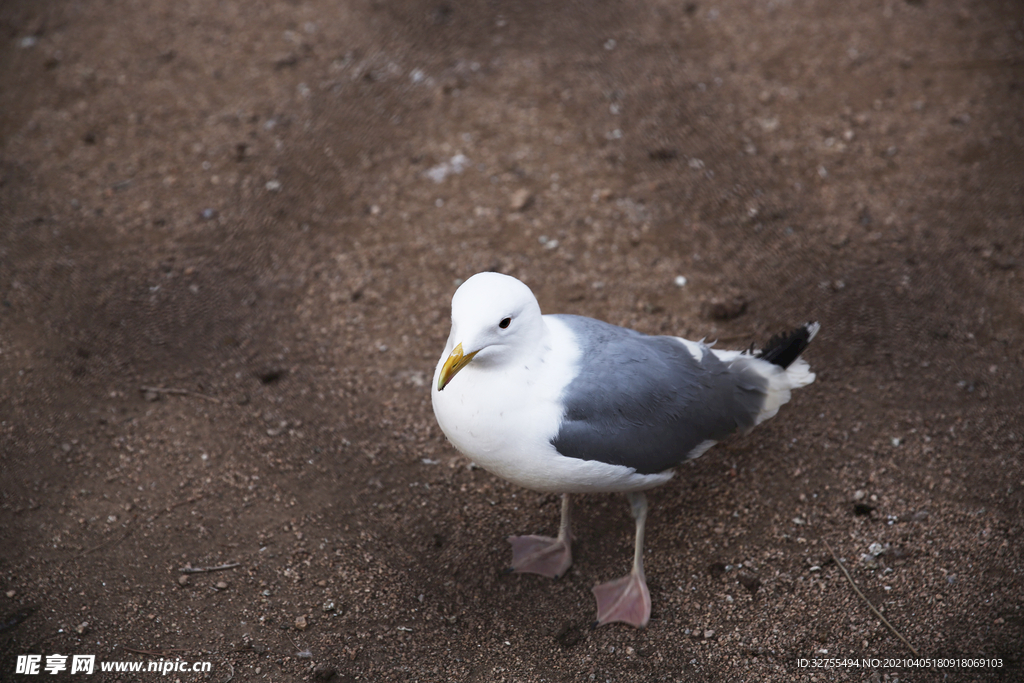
<box><xmin>2</xmin><ymin>1</ymin><xmax>1023</xmax><ymax>681</ymax></box>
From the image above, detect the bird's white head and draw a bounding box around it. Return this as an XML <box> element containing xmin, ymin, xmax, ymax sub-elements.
<box><xmin>435</xmin><ymin>272</ymin><xmax>544</xmax><ymax>391</ymax></box>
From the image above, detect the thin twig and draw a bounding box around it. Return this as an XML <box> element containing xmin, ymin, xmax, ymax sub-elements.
<box><xmin>178</xmin><ymin>562</ymin><xmax>241</xmax><ymax>574</ymax></box>
<box><xmin>80</xmin><ymin>519</ymin><xmax>136</xmax><ymax>557</ymax></box>
<box><xmin>140</xmin><ymin>494</ymin><xmax>206</xmax><ymax>526</ymax></box>
<box><xmin>123</xmin><ymin>646</ymin><xmax>189</xmax><ymax>656</ymax></box>
<box><xmin>167</xmin><ymin>494</ymin><xmax>205</xmax><ymax>512</ymax></box>
<box><xmin>141</xmin><ymin>386</ymin><xmax>222</xmax><ymax>404</ymax></box>
<box><xmin>287</xmin><ymin>633</ymin><xmax>313</xmax><ymax>659</ymax></box>
<box><xmin>823</xmin><ymin>540</ymin><xmax>920</xmax><ymax>657</ymax></box>
<box><xmin>220</xmin><ymin>660</ymin><xmax>234</xmax><ymax>683</ymax></box>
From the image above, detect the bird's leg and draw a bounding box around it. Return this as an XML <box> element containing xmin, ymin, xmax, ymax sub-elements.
<box><xmin>592</xmin><ymin>491</ymin><xmax>652</xmax><ymax>627</ymax></box>
<box><xmin>507</xmin><ymin>493</ymin><xmax>573</xmax><ymax>579</ymax></box>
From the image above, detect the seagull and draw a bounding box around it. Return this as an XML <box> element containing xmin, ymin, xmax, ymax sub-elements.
<box><xmin>431</xmin><ymin>272</ymin><xmax>818</xmax><ymax>627</ymax></box>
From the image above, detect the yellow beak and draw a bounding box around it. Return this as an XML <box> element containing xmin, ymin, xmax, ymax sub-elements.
<box><xmin>437</xmin><ymin>342</ymin><xmax>478</xmax><ymax>391</ymax></box>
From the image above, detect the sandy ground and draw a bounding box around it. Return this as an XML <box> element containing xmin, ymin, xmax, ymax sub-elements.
<box><xmin>1</xmin><ymin>0</ymin><xmax>1023</xmax><ymax>681</ymax></box>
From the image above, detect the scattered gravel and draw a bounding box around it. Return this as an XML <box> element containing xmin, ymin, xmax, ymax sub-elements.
<box><xmin>2</xmin><ymin>1</ymin><xmax>1021</xmax><ymax>682</ymax></box>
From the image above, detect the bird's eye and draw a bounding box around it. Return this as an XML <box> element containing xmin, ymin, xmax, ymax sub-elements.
<box><xmin>499</xmin><ymin>317</ymin><xmax>512</xmax><ymax>329</ymax></box>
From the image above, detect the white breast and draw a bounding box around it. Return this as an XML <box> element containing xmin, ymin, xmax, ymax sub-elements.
<box><xmin>431</xmin><ymin>316</ymin><xmax>674</xmax><ymax>493</ymax></box>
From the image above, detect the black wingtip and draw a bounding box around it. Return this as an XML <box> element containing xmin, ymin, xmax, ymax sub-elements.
<box><xmin>756</xmin><ymin>321</ymin><xmax>820</xmax><ymax>368</ymax></box>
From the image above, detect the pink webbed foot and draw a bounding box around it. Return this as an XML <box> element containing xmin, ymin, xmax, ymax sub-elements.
<box><xmin>507</xmin><ymin>534</ymin><xmax>573</xmax><ymax>579</ymax></box>
<box><xmin>592</xmin><ymin>568</ymin><xmax>651</xmax><ymax>627</ymax></box>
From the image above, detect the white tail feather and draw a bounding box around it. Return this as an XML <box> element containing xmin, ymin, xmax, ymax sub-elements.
<box><xmin>752</xmin><ymin>356</ymin><xmax>815</xmax><ymax>426</ymax></box>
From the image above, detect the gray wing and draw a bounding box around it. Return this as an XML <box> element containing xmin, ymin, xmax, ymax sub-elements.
<box><xmin>549</xmin><ymin>315</ymin><xmax>769</xmax><ymax>475</ymax></box>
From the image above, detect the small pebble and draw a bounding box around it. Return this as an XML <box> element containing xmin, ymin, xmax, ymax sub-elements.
<box><xmin>5</xmin><ymin>590</ymin><xmax>15</xmax><ymax>598</ymax></box>
<box><xmin>703</xmin><ymin>629</ymin><xmax>715</xmax><ymax>639</ymax></box>
<box><xmin>704</xmin><ymin>296</ymin><xmax>749</xmax><ymax>321</ymax></box>
<box><xmin>674</xmin><ymin>275</ymin><xmax>688</xmax><ymax>288</ymax></box>
<box><xmin>425</xmin><ymin>154</ymin><xmax>469</xmax><ymax>183</ymax></box>
<box><xmin>265</xmin><ymin>180</ymin><xmax>282</xmax><ymax>192</ymax></box>
<box><xmin>853</xmin><ymin>489</ymin><xmax>866</xmax><ymax>501</ymax></box>
<box><xmin>510</xmin><ymin>188</ymin><xmax>532</xmax><ymax>211</ymax></box>
<box><xmin>178</xmin><ymin>575</ymin><xmax>190</xmax><ymax>586</ymax></box>
<box><xmin>295</xmin><ymin>615</ymin><xmax>308</xmax><ymax>630</ymax></box>
<box><xmin>215</xmin><ymin>581</ymin><xmax>228</xmax><ymax>590</ymax></box>
<box><xmin>75</xmin><ymin>621</ymin><xmax>89</xmax><ymax>635</ymax></box>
